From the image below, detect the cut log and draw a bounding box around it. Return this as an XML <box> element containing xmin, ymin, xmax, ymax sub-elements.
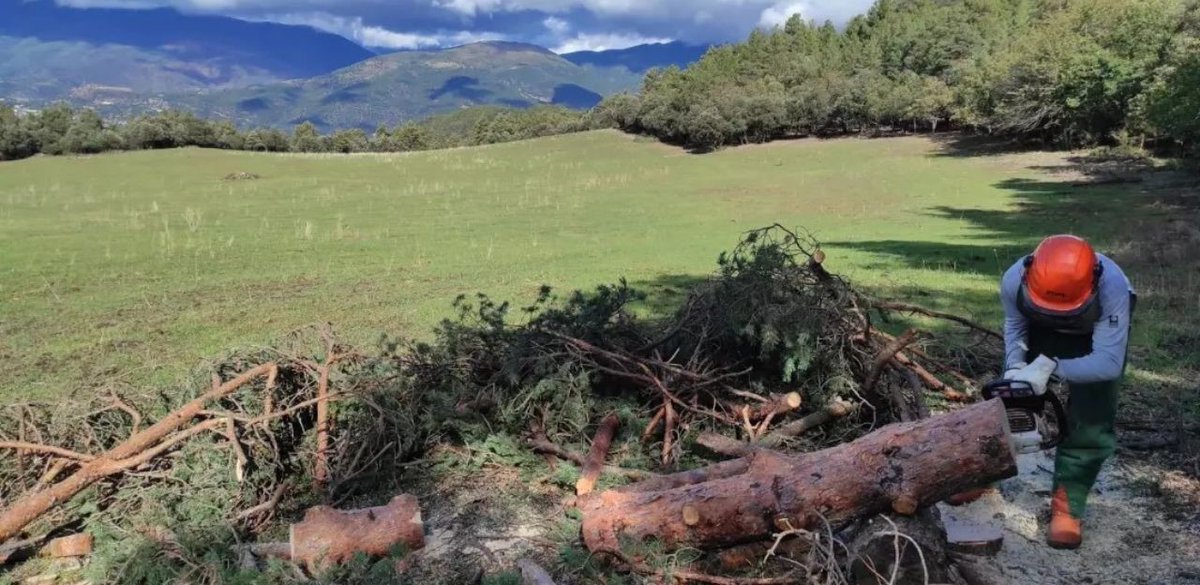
<box><xmin>945</xmin><ymin>520</ymin><xmax>1004</xmax><ymax>556</ymax></box>
<box><xmin>40</xmin><ymin>534</ymin><xmax>93</xmax><ymax>558</ymax></box>
<box><xmin>290</xmin><ymin>494</ymin><xmax>425</xmax><ymax>571</ymax></box>
<box><xmin>580</xmin><ymin>399</ymin><xmax>1016</xmax><ymax>552</ymax></box>
<box><xmin>576</xmin><ymin>413</ymin><xmax>621</xmax><ymax>496</ymax></box>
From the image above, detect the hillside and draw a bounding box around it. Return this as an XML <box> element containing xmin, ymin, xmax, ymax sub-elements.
<box><xmin>0</xmin><ymin>36</ymin><xmax>286</xmax><ymax>102</ymax></box>
<box><xmin>156</xmin><ymin>42</ymin><xmax>643</xmax><ymax>130</ymax></box>
<box><xmin>0</xmin><ymin>0</ymin><xmax>373</xmax><ymax>101</ymax></box>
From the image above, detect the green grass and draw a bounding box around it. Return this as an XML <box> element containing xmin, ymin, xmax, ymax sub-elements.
<box><xmin>0</xmin><ymin>130</ymin><xmax>1189</xmax><ymax>402</ymax></box>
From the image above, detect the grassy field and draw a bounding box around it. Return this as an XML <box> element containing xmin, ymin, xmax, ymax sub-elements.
<box><xmin>1</xmin><ymin>130</ymin><xmax>1194</xmax><ymax>404</ymax></box>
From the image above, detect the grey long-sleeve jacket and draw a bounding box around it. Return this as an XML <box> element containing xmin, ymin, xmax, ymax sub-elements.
<box><xmin>1000</xmin><ymin>253</ymin><xmax>1134</xmax><ymax>384</ymax></box>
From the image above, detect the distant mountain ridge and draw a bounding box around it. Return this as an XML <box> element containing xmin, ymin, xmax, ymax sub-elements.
<box><xmin>562</xmin><ymin>41</ymin><xmax>712</xmax><ymax>73</ymax></box>
<box><xmin>149</xmin><ymin>42</ymin><xmax>642</xmax><ymax>131</ymax></box>
<box><xmin>0</xmin><ymin>1</ymin><xmax>712</xmax><ymax>128</ymax></box>
<box><xmin>0</xmin><ymin>0</ymin><xmax>374</xmax><ymax>83</ymax></box>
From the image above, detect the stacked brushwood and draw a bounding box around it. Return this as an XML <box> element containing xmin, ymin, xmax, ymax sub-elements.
<box><xmin>0</xmin><ymin>225</ymin><xmax>1005</xmax><ymax>584</ymax></box>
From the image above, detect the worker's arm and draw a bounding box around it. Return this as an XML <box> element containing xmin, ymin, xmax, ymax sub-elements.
<box><xmin>1000</xmin><ymin>261</ymin><xmax>1029</xmax><ymax>370</ymax></box>
<box><xmin>1054</xmin><ymin>259</ymin><xmax>1132</xmax><ymax>384</ymax></box>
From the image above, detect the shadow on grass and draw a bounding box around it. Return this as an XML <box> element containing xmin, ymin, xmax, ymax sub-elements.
<box><xmin>824</xmin><ymin>145</ymin><xmax>1200</xmax><ymax>474</ymax></box>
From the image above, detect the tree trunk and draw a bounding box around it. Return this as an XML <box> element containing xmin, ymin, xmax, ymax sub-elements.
<box><xmin>579</xmin><ymin>399</ymin><xmax>1015</xmax><ymax>552</ymax></box>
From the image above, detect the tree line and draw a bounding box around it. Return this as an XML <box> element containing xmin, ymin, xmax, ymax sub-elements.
<box><xmin>596</xmin><ymin>0</ymin><xmax>1200</xmax><ymax>151</ymax></box>
<box><xmin>6</xmin><ymin>0</ymin><xmax>1200</xmax><ymax>159</ymax></box>
<box><xmin>0</xmin><ymin>103</ymin><xmax>602</xmax><ymax>161</ymax></box>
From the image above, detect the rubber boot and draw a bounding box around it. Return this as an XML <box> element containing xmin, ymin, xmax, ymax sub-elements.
<box><xmin>1047</xmin><ymin>486</ymin><xmax>1082</xmax><ymax>549</ymax></box>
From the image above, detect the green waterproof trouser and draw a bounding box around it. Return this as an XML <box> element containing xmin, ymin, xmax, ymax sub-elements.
<box><xmin>1026</xmin><ymin>328</ymin><xmax>1123</xmax><ymax>517</ymax></box>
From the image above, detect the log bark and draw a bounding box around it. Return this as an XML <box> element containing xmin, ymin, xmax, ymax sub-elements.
<box><xmin>290</xmin><ymin>494</ymin><xmax>425</xmax><ymax>571</ymax></box>
<box><xmin>576</xmin><ymin>413</ymin><xmax>621</xmax><ymax>496</ymax></box>
<box><xmin>580</xmin><ymin>399</ymin><xmax>1016</xmax><ymax>552</ymax></box>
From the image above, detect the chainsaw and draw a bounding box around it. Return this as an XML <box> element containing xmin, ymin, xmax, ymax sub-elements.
<box><xmin>982</xmin><ymin>378</ymin><xmax>1069</xmax><ymax>454</ymax></box>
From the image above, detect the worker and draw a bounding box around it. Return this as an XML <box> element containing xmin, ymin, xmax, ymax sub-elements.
<box><xmin>952</xmin><ymin>234</ymin><xmax>1135</xmax><ymax>550</ymax></box>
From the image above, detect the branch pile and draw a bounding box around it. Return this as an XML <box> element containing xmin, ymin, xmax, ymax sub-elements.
<box><xmin>0</xmin><ymin>225</ymin><xmax>1005</xmax><ymax>583</ymax></box>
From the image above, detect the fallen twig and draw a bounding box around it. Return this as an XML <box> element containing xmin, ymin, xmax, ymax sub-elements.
<box><xmin>525</xmin><ymin>438</ymin><xmax>654</xmax><ymax>481</ymax></box>
<box><xmin>874</xmin><ymin>301</ymin><xmax>1001</xmax><ymax>340</ymax></box>
<box><xmin>864</xmin><ymin>329</ymin><xmax>920</xmax><ymax>394</ymax></box>
<box><xmin>236</xmin><ymin>481</ymin><xmax>291</xmax><ymax>523</ymax></box>
<box><xmin>0</xmin><ymin>442</ymin><xmax>95</xmax><ymax>462</ymax></box>
<box><xmin>696</xmin><ymin>432</ymin><xmax>776</xmax><ymax>458</ymax></box>
<box><xmin>757</xmin><ymin>398</ymin><xmax>857</xmax><ymax>448</ymax></box>
<box><xmin>662</xmin><ymin>399</ymin><xmax>678</xmax><ymax>466</ymax></box>
<box><xmin>642</xmin><ymin>407</ymin><xmax>666</xmax><ymax>443</ymax></box>
<box><xmin>224</xmin><ymin>418</ymin><xmax>248</xmax><ymax>483</ymax></box>
<box><xmin>576</xmin><ymin>413</ymin><xmax>621</xmax><ymax>496</ymax></box>
<box><xmin>896</xmin><ymin>358</ymin><xmax>968</xmax><ymax>402</ymax></box>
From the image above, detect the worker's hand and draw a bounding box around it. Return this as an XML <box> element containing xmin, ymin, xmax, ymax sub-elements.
<box><xmin>1009</xmin><ymin>355</ymin><xmax>1058</xmax><ymax>395</ymax></box>
<box><xmin>1003</xmin><ymin>361</ymin><xmax>1027</xmax><ymax>380</ymax></box>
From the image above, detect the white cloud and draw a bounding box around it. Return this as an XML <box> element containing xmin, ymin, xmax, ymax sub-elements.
<box><xmin>266</xmin><ymin>12</ymin><xmax>505</xmax><ymax>49</ymax></box>
<box><xmin>758</xmin><ymin>1</ymin><xmax>807</xmax><ymax>28</ymax></box>
<box><xmin>53</xmin><ymin>0</ymin><xmax>879</xmax><ymax>47</ymax></box>
<box><xmin>542</xmin><ymin>16</ymin><xmax>571</xmax><ymax>36</ymax></box>
<box><xmin>552</xmin><ymin>32</ymin><xmax>671</xmax><ymax>53</ymax></box>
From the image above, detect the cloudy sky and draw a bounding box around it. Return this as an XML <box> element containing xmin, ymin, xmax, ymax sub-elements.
<box><xmin>55</xmin><ymin>0</ymin><xmax>876</xmax><ymax>52</ymax></box>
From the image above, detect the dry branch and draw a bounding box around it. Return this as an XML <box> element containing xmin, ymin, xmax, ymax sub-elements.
<box><xmin>756</xmin><ymin>398</ymin><xmax>856</xmax><ymax>448</ymax></box>
<box><xmin>874</xmin><ymin>301</ymin><xmax>1002</xmax><ymax>340</ymax></box>
<box><xmin>696</xmin><ymin>432</ymin><xmax>762</xmax><ymax>459</ymax></box>
<box><xmin>864</xmin><ymin>329</ymin><xmax>920</xmax><ymax>394</ymax></box>
<box><xmin>662</xmin><ymin>400</ymin><xmax>677</xmax><ymax>466</ymax></box>
<box><xmin>576</xmin><ymin>413</ymin><xmax>621</xmax><ymax>496</ymax></box>
<box><xmin>0</xmin><ymin>443</ymin><xmax>95</xmax><ymax>462</ymax></box>
<box><xmin>897</xmin><ymin>356</ymin><xmax>969</xmax><ymax>402</ymax></box>
<box><xmin>642</xmin><ymin>407</ymin><xmax>666</xmax><ymax>442</ymax></box>
<box><xmin>526</xmin><ymin>438</ymin><xmax>654</xmax><ymax>481</ymax></box>
<box><xmin>0</xmin><ymin>363</ymin><xmax>278</xmax><ymax>543</ymax></box>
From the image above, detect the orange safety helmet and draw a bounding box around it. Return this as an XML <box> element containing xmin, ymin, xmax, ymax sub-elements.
<box><xmin>1021</xmin><ymin>235</ymin><xmax>1100</xmax><ymax>314</ymax></box>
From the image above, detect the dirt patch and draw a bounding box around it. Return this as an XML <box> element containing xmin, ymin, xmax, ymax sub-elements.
<box><xmin>223</xmin><ymin>171</ymin><xmax>262</xmax><ymax>181</ymax></box>
<box><xmin>940</xmin><ymin>452</ymin><xmax>1200</xmax><ymax>585</ymax></box>
<box><xmin>394</xmin><ymin>461</ymin><xmax>566</xmax><ymax>584</ymax></box>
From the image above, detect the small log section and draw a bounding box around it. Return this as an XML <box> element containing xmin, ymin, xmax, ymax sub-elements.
<box><xmin>575</xmin><ymin>413</ymin><xmax>621</xmax><ymax>496</ymax></box>
<box><xmin>579</xmin><ymin>399</ymin><xmax>1016</xmax><ymax>552</ymax></box>
<box><xmin>290</xmin><ymin>494</ymin><xmax>425</xmax><ymax>571</ymax></box>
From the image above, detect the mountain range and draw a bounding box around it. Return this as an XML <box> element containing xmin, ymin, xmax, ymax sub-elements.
<box><xmin>0</xmin><ymin>0</ymin><xmax>709</xmax><ymax>129</ymax></box>
<box><xmin>162</xmin><ymin>42</ymin><xmax>645</xmax><ymax>131</ymax></box>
